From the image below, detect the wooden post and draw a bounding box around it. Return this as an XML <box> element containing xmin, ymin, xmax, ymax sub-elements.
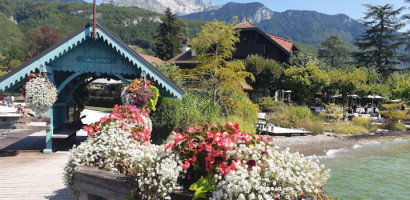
<box><xmin>93</xmin><ymin>0</ymin><xmax>96</xmax><ymax>40</ymax></box>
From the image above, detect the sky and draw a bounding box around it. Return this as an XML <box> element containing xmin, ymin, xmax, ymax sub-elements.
<box><xmin>86</xmin><ymin>0</ymin><xmax>409</xmax><ymax>29</ymax></box>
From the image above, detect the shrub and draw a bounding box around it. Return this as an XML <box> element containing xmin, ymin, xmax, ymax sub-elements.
<box><xmin>258</xmin><ymin>97</ymin><xmax>287</xmax><ymax>113</ymax></box>
<box><xmin>352</xmin><ymin>117</ymin><xmax>372</xmax><ymax>129</ymax></box>
<box><xmin>168</xmin><ymin>122</ymin><xmax>330</xmax><ymax>199</ymax></box>
<box><xmin>150</xmin><ymin>97</ymin><xmax>181</xmax><ymax>144</ymax></box>
<box><xmin>176</xmin><ymin>92</ymin><xmax>221</xmax><ymax>132</ymax></box>
<box><xmin>86</xmin><ymin>96</ymin><xmax>121</xmax><ymax>108</ymax></box>
<box><xmin>380</xmin><ymin>103</ymin><xmax>409</xmax><ymax>130</ymax></box>
<box><xmin>327</xmin><ymin>123</ymin><xmax>368</xmax><ymax>135</ymax></box>
<box><xmin>305</xmin><ymin>118</ymin><xmax>326</xmax><ymax>135</ymax></box>
<box><xmin>64</xmin><ymin>106</ymin><xmax>182</xmax><ymax>200</ymax></box>
<box><xmin>392</xmin><ymin>122</ymin><xmax>406</xmax><ymax>131</ymax></box>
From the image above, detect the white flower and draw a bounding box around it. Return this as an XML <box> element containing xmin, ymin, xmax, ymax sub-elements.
<box><xmin>24</xmin><ymin>77</ymin><xmax>57</xmax><ymax>116</ymax></box>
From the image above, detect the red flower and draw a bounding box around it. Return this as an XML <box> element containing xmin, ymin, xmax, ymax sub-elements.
<box><xmin>247</xmin><ymin>160</ymin><xmax>256</xmax><ymax>168</ymax></box>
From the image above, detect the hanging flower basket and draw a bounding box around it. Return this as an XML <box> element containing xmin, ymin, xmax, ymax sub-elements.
<box><xmin>121</xmin><ymin>78</ymin><xmax>159</xmax><ymax>111</ymax></box>
<box><xmin>22</xmin><ymin>73</ymin><xmax>57</xmax><ymax>116</ymax></box>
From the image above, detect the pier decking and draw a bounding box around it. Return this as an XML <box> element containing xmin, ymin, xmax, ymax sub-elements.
<box><xmin>0</xmin><ymin>151</ymin><xmax>71</xmax><ymax>200</ymax></box>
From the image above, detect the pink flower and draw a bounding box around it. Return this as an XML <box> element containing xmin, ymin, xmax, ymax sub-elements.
<box><xmin>181</xmin><ymin>160</ymin><xmax>190</xmax><ymax>170</ymax></box>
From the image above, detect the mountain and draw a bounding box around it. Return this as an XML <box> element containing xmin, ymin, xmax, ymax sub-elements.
<box><xmin>0</xmin><ymin>0</ymin><xmax>204</xmax><ymax>55</ymax></box>
<box><xmin>182</xmin><ymin>2</ymin><xmax>365</xmax><ymax>45</ymax></box>
<box><xmin>31</xmin><ymin>0</ymin><xmax>85</xmax><ymax>2</ymax></box>
<box><xmin>102</xmin><ymin>0</ymin><xmax>215</xmax><ymax>15</ymax></box>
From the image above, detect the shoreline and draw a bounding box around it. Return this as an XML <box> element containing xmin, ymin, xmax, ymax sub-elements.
<box><xmin>271</xmin><ymin>131</ymin><xmax>410</xmax><ymax>157</ymax></box>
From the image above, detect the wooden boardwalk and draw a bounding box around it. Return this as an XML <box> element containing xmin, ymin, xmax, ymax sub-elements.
<box><xmin>0</xmin><ymin>151</ymin><xmax>72</xmax><ymax>200</ymax></box>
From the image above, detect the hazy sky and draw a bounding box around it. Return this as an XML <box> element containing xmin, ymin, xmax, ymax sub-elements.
<box><xmin>86</xmin><ymin>0</ymin><xmax>409</xmax><ymax>29</ymax></box>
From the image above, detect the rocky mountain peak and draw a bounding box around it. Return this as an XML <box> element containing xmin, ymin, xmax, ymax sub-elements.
<box><xmin>102</xmin><ymin>0</ymin><xmax>214</xmax><ymax>15</ymax></box>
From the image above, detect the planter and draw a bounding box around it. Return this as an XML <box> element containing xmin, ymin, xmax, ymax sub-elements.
<box><xmin>73</xmin><ymin>166</ymin><xmax>193</xmax><ymax>200</ymax></box>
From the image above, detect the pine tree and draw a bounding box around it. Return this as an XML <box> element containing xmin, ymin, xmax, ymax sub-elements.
<box><xmin>354</xmin><ymin>4</ymin><xmax>406</xmax><ymax>75</ymax></box>
<box><xmin>318</xmin><ymin>35</ymin><xmax>350</xmax><ymax>68</ymax></box>
<box><xmin>155</xmin><ymin>8</ymin><xmax>183</xmax><ymax>61</ymax></box>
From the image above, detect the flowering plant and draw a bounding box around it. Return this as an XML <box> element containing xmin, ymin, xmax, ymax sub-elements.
<box><xmin>22</xmin><ymin>73</ymin><xmax>57</xmax><ymax>116</ymax></box>
<box><xmin>121</xmin><ymin>78</ymin><xmax>159</xmax><ymax>111</ymax></box>
<box><xmin>167</xmin><ymin>122</ymin><xmax>330</xmax><ymax>199</ymax></box>
<box><xmin>64</xmin><ymin>122</ymin><xmax>182</xmax><ymax>200</ymax></box>
<box><xmin>83</xmin><ymin>105</ymin><xmax>151</xmax><ymax>144</ymax></box>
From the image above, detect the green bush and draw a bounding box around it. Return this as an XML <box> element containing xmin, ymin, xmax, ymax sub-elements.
<box><xmin>177</xmin><ymin>92</ymin><xmax>221</xmax><ymax>132</ymax></box>
<box><xmin>327</xmin><ymin>123</ymin><xmax>368</xmax><ymax>135</ymax></box>
<box><xmin>258</xmin><ymin>97</ymin><xmax>287</xmax><ymax>113</ymax></box>
<box><xmin>86</xmin><ymin>96</ymin><xmax>121</xmax><ymax>108</ymax></box>
<box><xmin>352</xmin><ymin>117</ymin><xmax>372</xmax><ymax>129</ymax></box>
<box><xmin>392</xmin><ymin>122</ymin><xmax>406</xmax><ymax>131</ymax></box>
<box><xmin>150</xmin><ymin>97</ymin><xmax>181</xmax><ymax>144</ymax></box>
<box><xmin>295</xmin><ymin>106</ymin><xmax>312</xmax><ymax>118</ymax></box>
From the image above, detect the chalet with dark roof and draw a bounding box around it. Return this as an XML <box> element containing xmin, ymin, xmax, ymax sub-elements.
<box><xmin>168</xmin><ymin>19</ymin><xmax>299</xmax><ymax>67</ymax></box>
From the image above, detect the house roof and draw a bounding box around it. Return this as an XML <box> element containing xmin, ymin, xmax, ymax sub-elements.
<box><xmin>267</xmin><ymin>35</ymin><xmax>294</xmax><ymax>53</ymax></box>
<box><xmin>139</xmin><ymin>53</ymin><xmax>163</xmax><ymax>66</ymax></box>
<box><xmin>0</xmin><ymin>21</ymin><xmax>184</xmax><ymax>98</ymax></box>
<box><xmin>234</xmin><ymin>20</ymin><xmax>257</xmax><ymax>29</ymax></box>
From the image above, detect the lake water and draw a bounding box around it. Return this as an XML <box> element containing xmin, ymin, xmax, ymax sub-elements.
<box><xmin>321</xmin><ymin>138</ymin><xmax>410</xmax><ymax>200</ymax></box>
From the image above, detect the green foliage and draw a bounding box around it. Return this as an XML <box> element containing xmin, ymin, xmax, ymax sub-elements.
<box><xmin>220</xmin><ymin>91</ymin><xmax>258</xmax><ymax>123</ymax></box>
<box><xmin>324</xmin><ymin>68</ymin><xmax>369</xmax><ymax>104</ymax></box>
<box><xmin>0</xmin><ymin>71</ymin><xmax>7</xmax><ymax>78</ymax></box>
<box><xmin>75</xmin><ymin>88</ymin><xmax>89</xmax><ymax>105</ymax></box>
<box><xmin>327</xmin><ymin>123</ymin><xmax>369</xmax><ymax>134</ymax></box>
<box><xmin>86</xmin><ymin>96</ymin><xmax>121</xmax><ymax>108</ymax></box>
<box><xmin>148</xmin><ymin>85</ymin><xmax>159</xmax><ymax>111</ymax></box>
<box><xmin>380</xmin><ymin>103</ymin><xmax>409</xmax><ymax>130</ymax></box>
<box><xmin>150</xmin><ymin>97</ymin><xmax>181</xmax><ymax>144</ymax></box>
<box><xmin>189</xmin><ymin>173</ymin><xmax>216</xmax><ymax>200</ymax></box>
<box><xmin>244</xmin><ymin>54</ymin><xmax>283</xmax><ymax>91</ymax></box>
<box><xmin>0</xmin><ymin>0</ymin><xmax>205</xmax><ymax>56</ymax></box>
<box><xmin>283</xmin><ymin>62</ymin><xmax>329</xmax><ymax>103</ymax></box>
<box><xmin>318</xmin><ymin>35</ymin><xmax>351</xmax><ymax>68</ymax></box>
<box><xmin>154</xmin><ymin>62</ymin><xmax>183</xmax><ymax>86</ymax></box>
<box><xmin>392</xmin><ymin>122</ymin><xmax>406</xmax><ymax>131</ymax></box>
<box><xmin>7</xmin><ymin>59</ymin><xmax>21</xmax><ymax>71</ymax></box>
<box><xmin>258</xmin><ymin>97</ymin><xmax>286</xmax><ymax>113</ymax></box>
<box><xmin>267</xmin><ymin>104</ymin><xmax>325</xmax><ymax>134</ymax></box>
<box><xmin>389</xmin><ymin>72</ymin><xmax>410</xmax><ymax>101</ymax></box>
<box><xmin>176</xmin><ymin>92</ymin><xmax>221</xmax><ymax>132</ymax></box>
<box><xmin>0</xmin><ymin>12</ymin><xmax>24</xmax><ymax>55</ymax></box>
<box><xmin>155</xmin><ymin>8</ymin><xmax>184</xmax><ymax>60</ymax></box>
<box><xmin>354</xmin><ymin>4</ymin><xmax>407</xmax><ymax>75</ymax></box>
<box><xmin>189</xmin><ymin>18</ymin><xmax>254</xmax><ymax>103</ymax></box>
<box><xmin>352</xmin><ymin>117</ymin><xmax>372</xmax><ymax>129</ymax></box>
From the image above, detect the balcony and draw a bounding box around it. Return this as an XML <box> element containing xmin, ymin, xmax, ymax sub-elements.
<box><xmin>233</xmin><ymin>44</ymin><xmax>266</xmax><ymax>58</ymax></box>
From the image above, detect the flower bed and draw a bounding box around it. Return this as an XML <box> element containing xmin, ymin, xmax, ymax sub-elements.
<box><xmin>65</xmin><ymin>105</ymin><xmax>330</xmax><ymax>200</ymax></box>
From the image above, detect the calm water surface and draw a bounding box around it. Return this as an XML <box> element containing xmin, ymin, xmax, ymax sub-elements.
<box><xmin>321</xmin><ymin>138</ymin><xmax>410</xmax><ymax>200</ymax></box>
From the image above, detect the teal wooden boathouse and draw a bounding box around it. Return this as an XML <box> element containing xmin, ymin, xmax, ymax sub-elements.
<box><xmin>0</xmin><ymin>22</ymin><xmax>184</xmax><ymax>153</ymax></box>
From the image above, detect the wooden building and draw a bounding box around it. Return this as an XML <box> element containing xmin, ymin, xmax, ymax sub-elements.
<box><xmin>168</xmin><ymin>19</ymin><xmax>299</xmax><ymax>67</ymax></box>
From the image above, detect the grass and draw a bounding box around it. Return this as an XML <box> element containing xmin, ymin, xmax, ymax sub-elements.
<box><xmin>326</xmin><ymin>122</ymin><xmax>369</xmax><ymax>135</ymax></box>
<box><xmin>85</xmin><ymin>106</ymin><xmax>113</xmax><ymax>112</ymax></box>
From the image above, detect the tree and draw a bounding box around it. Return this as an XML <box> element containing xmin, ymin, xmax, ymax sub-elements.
<box><xmin>189</xmin><ymin>19</ymin><xmax>254</xmax><ymax>103</ymax></box>
<box><xmin>7</xmin><ymin>59</ymin><xmax>21</xmax><ymax>71</ymax></box>
<box><xmin>282</xmin><ymin>62</ymin><xmax>329</xmax><ymax>104</ymax></box>
<box><xmin>318</xmin><ymin>35</ymin><xmax>350</xmax><ymax>68</ymax></box>
<box><xmin>244</xmin><ymin>55</ymin><xmax>283</xmax><ymax>97</ymax></box>
<box><xmin>28</xmin><ymin>26</ymin><xmax>63</xmax><ymax>58</ymax></box>
<box><xmin>354</xmin><ymin>4</ymin><xmax>406</xmax><ymax>75</ymax></box>
<box><xmin>155</xmin><ymin>8</ymin><xmax>184</xmax><ymax>61</ymax></box>
<box><xmin>325</xmin><ymin>68</ymin><xmax>369</xmax><ymax>103</ymax></box>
